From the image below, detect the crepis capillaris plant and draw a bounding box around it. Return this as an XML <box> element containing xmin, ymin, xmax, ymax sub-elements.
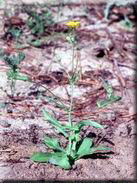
<box><xmin>31</xmin><ymin>21</ymin><xmax>111</xmax><ymax>170</ymax></box>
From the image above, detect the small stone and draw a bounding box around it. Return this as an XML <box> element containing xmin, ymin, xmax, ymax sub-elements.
<box><xmin>129</xmin><ymin>106</ymin><xmax>135</xmax><ymax>116</ymax></box>
<box><xmin>0</xmin><ymin>120</ymin><xmax>11</xmax><ymax>128</ymax></box>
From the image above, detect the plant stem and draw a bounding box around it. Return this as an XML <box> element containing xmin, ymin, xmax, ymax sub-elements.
<box><xmin>29</xmin><ymin>79</ymin><xmax>67</xmax><ymax>109</ymax></box>
<box><xmin>68</xmin><ymin>43</ymin><xmax>75</xmax><ymax>126</ymax></box>
<box><xmin>68</xmin><ymin>41</ymin><xmax>75</xmax><ymax>156</ymax></box>
<box><xmin>71</xmin><ymin>42</ymin><xmax>75</xmax><ymax>73</ymax></box>
<box><xmin>69</xmin><ymin>79</ymin><xmax>74</xmax><ymax>125</ymax></box>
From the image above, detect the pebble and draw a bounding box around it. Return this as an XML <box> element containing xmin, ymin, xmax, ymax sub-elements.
<box><xmin>0</xmin><ymin>120</ymin><xmax>11</xmax><ymax>128</ymax></box>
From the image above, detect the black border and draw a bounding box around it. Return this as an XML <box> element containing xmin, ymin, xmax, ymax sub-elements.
<box><xmin>2</xmin><ymin>179</ymin><xmax>137</xmax><ymax>183</ymax></box>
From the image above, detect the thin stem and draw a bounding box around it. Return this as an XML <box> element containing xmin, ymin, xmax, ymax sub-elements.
<box><xmin>71</xmin><ymin>43</ymin><xmax>75</xmax><ymax>73</ymax></box>
<box><xmin>68</xmin><ymin>80</ymin><xmax>74</xmax><ymax>127</ymax></box>
<box><xmin>68</xmin><ymin>78</ymin><xmax>74</xmax><ymax>155</ymax></box>
<box><xmin>68</xmin><ymin>39</ymin><xmax>75</xmax><ymax>155</ymax></box>
<box><xmin>69</xmin><ymin>39</ymin><xmax>75</xmax><ymax>127</ymax></box>
<box><xmin>29</xmin><ymin>79</ymin><xmax>68</xmax><ymax>109</ymax></box>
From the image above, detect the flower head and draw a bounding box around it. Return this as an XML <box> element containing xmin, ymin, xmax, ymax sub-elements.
<box><xmin>65</xmin><ymin>21</ymin><xmax>80</xmax><ymax>29</ymax></box>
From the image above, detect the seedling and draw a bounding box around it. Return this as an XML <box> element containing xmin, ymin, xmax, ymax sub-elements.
<box><xmin>26</xmin><ymin>9</ymin><xmax>54</xmax><ymax>48</ymax></box>
<box><xmin>97</xmin><ymin>79</ymin><xmax>121</xmax><ymax>108</ymax></box>
<box><xmin>6</xmin><ymin>26</ymin><xmax>22</xmax><ymax>40</ymax></box>
<box><xmin>120</xmin><ymin>15</ymin><xmax>133</xmax><ymax>30</ymax></box>
<box><xmin>104</xmin><ymin>0</ymin><xmax>135</xmax><ymax>29</ymax></box>
<box><xmin>27</xmin><ymin>10</ymin><xmax>54</xmax><ymax>37</ymax></box>
<box><xmin>104</xmin><ymin>0</ymin><xmax>135</xmax><ymax>19</ymax></box>
<box><xmin>0</xmin><ymin>49</ymin><xmax>29</xmax><ymax>95</ymax></box>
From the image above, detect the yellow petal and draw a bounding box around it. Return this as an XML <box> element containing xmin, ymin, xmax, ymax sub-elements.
<box><xmin>65</xmin><ymin>21</ymin><xmax>80</xmax><ymax>28</ymax></box>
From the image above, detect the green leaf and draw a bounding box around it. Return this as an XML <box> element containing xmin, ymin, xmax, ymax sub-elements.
<box><xmin>97</xmin><ymin>95</ymin><xmax>121</xmax><ymax>108</ymax></box>
<box><xmin>31</xmin><ymin>151</ymin><xmax>72</xmax><ymax>170</ymax></box>
<box><xmin>76</xmin><ymin>137</ymin><xmax>92</xmax><ymax>159</ymax></box>
<box><xmin>71</xmin><ymin>136</ymin><xmax>79</xmax><ymax>151</ymax></box>
<box><xmin>8</xmin><ymin>27</ymin><xmax>22</xmax><ymax>39</ymax></box>
<box><xmin>48</xmin><ymin>152</ymin><xmax>71</xmax><ymax>170</ymax></box>
<box><xmin>26</xmin><ymin>10</ymin><xmax>53</xmax><ymax>36</ymax></box>
<box><xmin>30</xmin><ymin>39</ymin><xmax>42</xmax><ymax>47</ymax></box>
<box><xmin>31</xmin><ymin>152</ymin><xmax>52</xmax><ymax>162</ymax></box>
<box><xmin>31</xmin><ymin>27</ymin><xmax>38</xmax><ymax>35</ymax></box>
<box><xmin>45</xmin><ymin>96</ymin><xmax>68</xmax><ymax>111</ymax></box>
<box><xmin>120</xmin><ymin>16</ymin><xmax>133</xmax><ymax>30</ymax></box>
<box><xmin>39</xmin><ymin>23</ymin><xmax>44</xmax><ymax>34</ymax></box>
<box><xmin>66</xmin><ymin>34</ymin><xmax>76</xmax><ymax>45</ymax></box>
<box><xmin>43</xmin><ymin>109</ymin><xmax>67</xmax><ymax>137</ymax></box>
<box><xmin>27</xmin><ymin>17</ymin><xmax>34</xmax><ymax>28</ymax></box>
<box><xmin>69</xmin><ymin>73</ymin><xmax>78</xmax><ymax>85</ymax></box>
<box><xmin>0</xmin><ymin>48</ymin><xmax>5</xmax><ymax>58</ymax></box>
<box><xmin>104</xmin><ymin>1</ymin><xmax>113</xmax><ymax>19</ymax></box>
<box><xmin>76</xmin><ymin>142</ymin><xmax>111</xmax><ymax>159</ymax></box>
<box><xmin>65</xmin><ymin>124</ymin><xmax>79</xmax><ymax>131</ymax></box>
<box><xmin>44</xmin><ymin>136</ymin><xmax>63</xmax><ymax>152</ymax></box>
<box><xmin>97</xmin><ymin>80</ymin><xmax>121</xmax><ymax>108</ymax></box>
<box><xmin>75</xmin><ymin>120</ymin><xmax>104</xmax><ymax>130</ymax></box>
<box><xmin>3</xmin><ymin>52</ymin><xmax>25</xmax><ymax>70</ymax></box>
<box><xmin>103</xmin><ymin>81</ymin><xmax>113</xmax><ymax>99</ymax></box>
<box><xmin>90</xmin><ymin>146</ymin><xmax>112</xmax><ymax>154</ymax></box>
<box><xmin>7</xmin><ymin>69</ymin><xmax>18</xmax><ymax>80</ymax></box>
<box><xmin>11</xmin><ymin>55</ymin><xmax>19</xmax><ymax>65</ymax></box>
<box><xmin>15</xmin><ymin>74</ymin><xmax>29</xmax><ymax>81</ymax></box>
<box><xmin>18</xmin><ymin>52</ymin><xmax>25</xmax><ymax>62</ymax></box>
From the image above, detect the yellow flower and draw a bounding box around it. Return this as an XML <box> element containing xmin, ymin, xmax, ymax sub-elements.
<box><xmin>65</xmin><ymin>21</ymin><xmax>80</xmax><ymax>29</ymax></box>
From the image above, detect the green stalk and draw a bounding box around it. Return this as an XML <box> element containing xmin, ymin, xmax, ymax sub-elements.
<box><xmin>28</xmin><ymin>79</ymin><xmax>67</xmax><ymax>109</ymax></box>
<box><xmin>68</xmin><ymin>37</ymin><xmax>75</xmax><ymax>156</ymax></box>
<box><xmin>71</xmin><ymin>39</ymin><xmax>75</xmax><ymax>73</ymax></box>
<box><xmin>68</xmin><ymin>81</ymin><xmax>74</xmax><ymax>155</ymax></box>
<box><xmin>69</xmin><ymin>42</ymin><xmax>75</xmax><ymax>126</ymax></box>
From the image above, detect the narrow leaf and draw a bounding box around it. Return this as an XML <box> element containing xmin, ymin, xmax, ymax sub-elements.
<box><xmin>91</xmin><ymin>146</ymin><xmax>112</xmax><ymax>153</ymax></box>
<box><xmin>31</xmin><ymin>152</ymin><xmax>53</xmax><ymax>162</ymax></box>
<box><xmin>97</xmin><ymin>96</ymin><xmax>121</xmax><ymax>108</ymax></box>
<box><xmin>75</xmin><ymin>120</ymin><xmax>104</xmax><ymax>130</ymax></box>
<box><xmin>103</xmin><ymin>80</ymin><xmax>113</xmax><ymax>99</ymax></box>
<box><xmin>31</xmin><ymin>152</ymin><xmax>71</xmax><ymax>169</ymax></box>
<box><xmin>16</xmin><ymin>75</ymin><xmax>29</xmax><ymax>81</ymax></box>
<box><xmin>18</xmin><ymin>52</ymin><xmax>25</xmax><ymax>61</ymax></box>
<box><xmin>30</xmin><ymin>39</ymin><xmax>42</xmax><ymax>47</ymax></box>
<box><xmin>43</xmin><ymin>109</ymin><xmax>67</xmax><ymax>137</ymax></box>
